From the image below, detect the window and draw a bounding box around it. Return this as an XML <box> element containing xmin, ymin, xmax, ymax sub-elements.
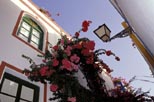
<box><xmin>0</xmin><ymin>73</ymin><xmax>39</xmax><ymax>102</ymax></box>
<box><xmin>17</xmin><ymin>16</ymin><xmax>44</xmax><ymax>50</ymax></box>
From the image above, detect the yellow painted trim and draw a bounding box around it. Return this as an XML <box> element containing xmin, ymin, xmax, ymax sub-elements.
<box><xmin>121</xmin><ymin>22</ymin><xmax>154</xmax><ymax>73</ymax></box>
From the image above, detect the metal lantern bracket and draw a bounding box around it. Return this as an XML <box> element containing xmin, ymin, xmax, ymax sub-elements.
<box><xmin>109</xmin><ymin>27</ymin><xmax>131</xmax><ymax>41</ymax></box>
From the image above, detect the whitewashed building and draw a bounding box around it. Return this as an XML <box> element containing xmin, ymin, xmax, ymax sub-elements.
<box><xmin>0</xmin><ymin>0</ymin><xmax>114</xmax><ymax>102</ymax></box>
<box><xmin>0</xmin><ymin>0</ymin><xmax>70</xmax><ymax>101</ymax></box>
<box><xmin>110</xmin><ymin>0</ymin><xmax>154</xmax><ymax>75</ymax></box>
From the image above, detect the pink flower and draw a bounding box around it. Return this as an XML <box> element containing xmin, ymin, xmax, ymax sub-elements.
<box><xmin>70</xmin><ymin>54</ymin><xmax>80</xmax><ymax>63</ymax></box>
<box><xmin>71</xmin><ymin>63</ymin><xmax>79</xmax><ymax>71</ymax></box>
<box><xmin>64</xmin><ymin>46</ymin><xmax>72</xmax><ymax>56</ymax></box>
<box><xmin>50</xmin><ymin>84</ymin><xmax>58</xmax><ymax>92</ymax></box>
<box><xmin>61</xmin><ymin>59</ymin><xmax>72</xmax><ymax>71</ymax></box>
<box><xmin>53</xmin><ymin>45</ymin><xmax>59</xmax><ymax>51</ymax></box>
<box><xmin>60</xmin><ymin>39</ymin><xmax>64</xmax><ymax>45</ymax></box>
<box><xmin>67</xmin><ymin>97</ymin><xmax>76</xmax><ymax>102</ymax></box>
<box><xmin>66</xmin><ymin>46</ymin><xmax>72</xmax><ymax>50</ymax></box>
<box><xmin>39</xmin><ymin>66</ymin><xmax>48</xmax><ymax>76</ymax></box>
<box><xmin>52</xmin><ymin>59</ymin><xmax>59</xmax><ymax>67</ymax></box>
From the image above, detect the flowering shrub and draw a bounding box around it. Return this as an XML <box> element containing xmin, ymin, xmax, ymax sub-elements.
<box><xmin>22</xmin><ymin>20</ymin><xmax>153</xmax><ymax>102</ymax></box>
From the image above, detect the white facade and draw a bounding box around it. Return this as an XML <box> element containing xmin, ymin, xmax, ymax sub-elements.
<box><xmin>110</xmin><ymin>0</ymin><xmax>154</xmax><ymax>55</ymax></box>
<box><xmin>0</xmin><ymin>0</ymin><xmax>114</xmax><ymax>102</ymax></box>
<box><xmin>110</xmin><ymin>0</ymin><xmax>154</xmax><ymax>74</ymax></box>
<box><xmin>0</xmin><ymin>0</ymin><xmax>66</xmax><ymax>101</ymax></box>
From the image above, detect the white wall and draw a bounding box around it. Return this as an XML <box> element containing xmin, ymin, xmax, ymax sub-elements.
<box><xmin>110</xmin><ymin>0</ymin><xmax>154</xmax><ymax>56</ymax></box>
<box><xmin>0</xmin><ymin>0</ymin><xmax>61</xmax><ymax>70</ymax></box>
<box><xmin>99</xmin><ymin>71</ymin><xmax>114</xmax><ymax>91</ymax></box>
<box><xmin>48</xmin><ymin>30</ymin><xmax>61</xmax><ymax>47</ymax></box>
<box><xmin>0</xmin><ymin>0</ymin><xmax>60</xmax><ymax>102</ymax></box>
<box><xmin>0</xmin><ymin>0</ymin><xmax>42</xmax><ymax>69</ymax></box>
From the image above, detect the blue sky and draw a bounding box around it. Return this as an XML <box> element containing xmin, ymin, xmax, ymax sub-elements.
<box><xmin>32</xmin><ymin>0</ymin><xmax>154</xmax><ymax>95</ymax></box>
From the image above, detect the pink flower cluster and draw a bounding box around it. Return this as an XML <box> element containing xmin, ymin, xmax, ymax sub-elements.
<box><xmin>64</xmin><ymin>46</ymin><xmax>72</xmax><ymax>56</ymax></box>
<box><xmin>50</xmin><ymin>84</ymin><xmax>58</xmax><ymax>92</ymax></box>
<box><xmin>61</xmin><ymin>59</ymin><xmax>79</xmax><ymax>71</ymax></box>
<box><xmin>39</xmin><ymin>66</ymin><xmax>48</xmax><ymax>76</ymax></box>
<box><xmin>70</xmin><ymin>54</ymin><xmax>80</xmax><ymax>63</ymax></box>
<box><xmin>67</xmin><ymin>97</ymin><xmax>76</xmax><ymax>102</ymax></box>
<box><xmin>52</xmin><ymin>58</ymin><xmax>59</xmax><ymax>67</ymax></box>
<box><xmin>39</xmin><ymin>66</ymin><xmax>55</xmax><ymax>77</ymax></box>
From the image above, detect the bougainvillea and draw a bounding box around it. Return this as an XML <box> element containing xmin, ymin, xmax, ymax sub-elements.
<box><xmin>22</xmin><ymin>20</ymin><xmax>154</xmax><ymax>102</ymax></box>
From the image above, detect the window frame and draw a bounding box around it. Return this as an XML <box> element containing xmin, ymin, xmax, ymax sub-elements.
<box><xmin>12</xmin><ymin>11</ymin><xmax>47</xmax><ymax>55</ymax></box>
<box><xmin>17</xmin><ymin>16</ymin><xmax>44</xmax><ymax>51</ymax></box>
<box><xmin>0</xmin><ymin>72</ymin><xmax>40</xmax><ymax>102</ymax></box>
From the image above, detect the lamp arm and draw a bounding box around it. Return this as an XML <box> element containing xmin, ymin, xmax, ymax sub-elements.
<box><xmin>109</xmin><ymin>27</ymin><xmax>131</xmax><ymax>41</ymax></box>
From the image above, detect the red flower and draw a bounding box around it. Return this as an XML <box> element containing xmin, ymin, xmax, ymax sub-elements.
<box><xmin>71</xmin><ymin>63</ymin><xmax>79</xmax><ymax>71</ymax></box>
<box><xmin>50</xmin><ymin>84</ymin><xmax>58</xmax><ymax>92</ymax></box>
<box><xmin>82</xmin><ymin>27</ymin><xmax>88</xmax><ymax>32</ymax></box>
<box><xmin>115</xmin><ymin>56</ymin><xmax>120</xmax><ymax>61</ymax></box>
<box><xmin>86</xmin><ymin>56</ymin><xmax>94</xmax><ymax>64</ymax></box>
<box><xmin>73</xmin><ymin>43</ymin><xmax>82</xmax><ymax>49</ymax></box>
<box><xmin>84</xmin><ymin>41</ymin><xmax>95</xmax><ymax>50</ymax></box>
<box><xmin>70</xmin><ymin>54</ymin><xmax>80</xmax><ymax>63</ymax></box>
<box><xmin>81</xmin><ymin>49</ymin><xmax>90</xmax><ymax>56</ymax></box>
<box><xmin>75</xmin><ymin>32</ymin><xmax>80</xmax><ymax>37</ymax></box>
<box><xmin>46</xmin><ymin>69</ymin><xmax>55</xmax><ymax>77</ymax></box>
<box><xmin>39</xmin><ymin>66</ymin><xmax>48</xmax><ymax>76</ymax></box>
<box><xmin>81</xmin><ymin>20</ymin><xmax>92</xmax><ymax>32</ymax></box>
<box><xmin>86</xmin><ymin>52</ymin><xmax>94</xmax><ymax>64</ymax></box>
<box><xmin>61</xmin><ymin>59</ymin><xmax>72</xmax><ymax>71</ymax></box>
<box><xmin>53</xmin><ymin>45</ymin><xmax>59</xmax><ymax>51</ymax></box>
<box><xmin>67</xmin><ymin>97</ymin><xmax>76</xmax><ymax>102</ymax></box>
<box><xmin>82</xmin><ymin>20</ymin><xmax>90</xmax><ymax>28</ymax></box>
<box><xmin>106</xmin><ymin>50</ymin><xmax>112</xmax><ymax>56</ymax></box>
<box><xmin>52</xmin><ymin>59</ymin><xmax>59</xmax><ymax>67</ymax></box>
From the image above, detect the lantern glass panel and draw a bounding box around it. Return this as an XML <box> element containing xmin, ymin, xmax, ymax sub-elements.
<box><xmin>101</xmin><ymin>35</ymin><xmax>109</xmax><ymax>42</ymax></box>
<box><xmin>104</xmin><ymin>26</ymin><xmax>111</xmax><ymax>37</ymax></box>
<box><xmin>95</xmin><ymin>26</ymin><xmax>106</xmax><ymax>37</ymax></box>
